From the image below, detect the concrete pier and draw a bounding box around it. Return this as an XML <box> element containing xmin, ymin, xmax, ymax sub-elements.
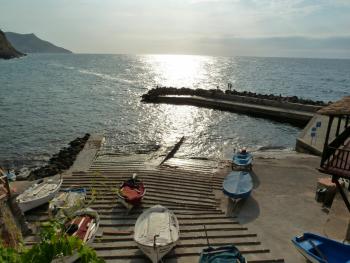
<box><xmin>149</xmin><ymin>95</ymin><xmax>314</xmax><ymax>127</ymax></box>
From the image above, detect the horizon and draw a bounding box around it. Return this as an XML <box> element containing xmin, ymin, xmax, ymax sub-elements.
<box><xmin>1</xmin><ymin>0</ymin><xmax>350</xmax><ymax>59</ymax></box>
<box><xmin>5</xmin><ymin>49</ymin><xmax>350</xmax><ymax>60</ymax></box>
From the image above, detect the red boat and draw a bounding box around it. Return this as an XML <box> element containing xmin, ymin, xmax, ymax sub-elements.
<box><xmin>117</xmin><ymin>174</ymin><xmax>145</xmax><ymax>212</ymax></box>
<box><xmin>64</xmin><ymin>208</ymin><xmax>99</xmax><ymax>244</ymax></box>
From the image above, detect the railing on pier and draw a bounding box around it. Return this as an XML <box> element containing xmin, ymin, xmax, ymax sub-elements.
<box><xmin>321</xmin><ymin>122</ymin><xmax>350</xmax><ymax>170</ymax></box>
<box><xmin>322</xmin><ymin>147</ymin><xmax>350</xmax><ymax>178</ymax></box>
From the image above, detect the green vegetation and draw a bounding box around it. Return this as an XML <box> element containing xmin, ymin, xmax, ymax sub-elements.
<box><xmin>1</xmin><ymin>171</ymin><xmax>108</xmax><ymax>262</ymax></box>
<box><xmin>0</xmin><ymin>219</ymin><xmax>104</xmax><ymax>263</ymax></box>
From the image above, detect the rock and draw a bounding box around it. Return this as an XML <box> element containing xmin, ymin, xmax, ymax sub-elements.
<box><xmin>28</xmin><ymin>134</ymin><xmax>90</xmax><ymax>180</ymax></box>
<box><xmin>0</xmin><ymin>30</ymin><xmax>25</xmax><ymax>59</ymax></box>
<box><xmin>141</xmin><ymin>86</ymin><xmax>329</xmax><ymax>106</ymax></box>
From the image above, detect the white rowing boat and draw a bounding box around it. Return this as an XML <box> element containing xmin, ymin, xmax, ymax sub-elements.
<box><xmin>16</xmin><ymin>175</ymin><xmax>63</xmax><ymax>213</ymax></box>
<box><xmin>134</xmin><ymin>205</ymin><xmax>180</xmax><ymax>263</ymax></box>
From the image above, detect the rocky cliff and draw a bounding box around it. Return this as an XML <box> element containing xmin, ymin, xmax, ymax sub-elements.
<box><xmin>5</xmin><ymin>32</ymin><xmax>72</xmax><ymax>53</ymax></box>
<box><xmin>0</xmin><ymin>30</ymin><xmax>24</xmax><ymax>59</ymax></box>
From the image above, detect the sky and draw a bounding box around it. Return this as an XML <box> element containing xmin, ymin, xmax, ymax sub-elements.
<box><xmin>1</xmin><ymin>0</ymin><xmax>350</xmax><ymax>58</ymax></box>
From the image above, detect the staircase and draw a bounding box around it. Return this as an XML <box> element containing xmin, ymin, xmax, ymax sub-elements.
<box><xmin>24</xmin><ymin>154</ymin><xmax>284</xmax><ymax>262</ymax></box>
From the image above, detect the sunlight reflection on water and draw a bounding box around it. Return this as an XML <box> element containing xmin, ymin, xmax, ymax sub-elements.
<box><xmin>2</xmin><ymin>54</ymin><xmax>347</xmax><ymax>166</ymax></box>
<box><xmin>142</xmin><ymin>54</ymin><xmax>215</xmax><ymax>88</ymax></box>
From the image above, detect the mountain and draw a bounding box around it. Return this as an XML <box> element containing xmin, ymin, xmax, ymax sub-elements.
<box><xmin>0</xmin><ymin>30</ymin><xmax>25</xmax><ymax>59</ymax></box>
<box><xmin>5</xmin><ymin>32</ymin><xmax>72</xmax><ymax>54</ymax></box>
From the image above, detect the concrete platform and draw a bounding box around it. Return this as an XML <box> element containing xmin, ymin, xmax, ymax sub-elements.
<box><xmin>214</xmin><ymin>152</ymin><xmax>332</xmax><ymax>263</ymax></box>
<box><xmin>24</xmin><ymin>152</ymin><xmax>284</xmax><ymax>262</ymax></box>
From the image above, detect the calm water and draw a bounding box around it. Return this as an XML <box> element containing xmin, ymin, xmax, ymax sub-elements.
<box><xmin>1</xmin><ymin>54</ymin><xmax>349</xmax><ymax>168</ymax></box>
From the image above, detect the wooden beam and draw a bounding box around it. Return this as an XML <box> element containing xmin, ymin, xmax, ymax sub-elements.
<box><xmin>336</xmin><ymin>116</ymin><xmax>342</xmax><ymax>137</ymax></box>
<box><xmin>329</xmin><ymin>126</ymin><xmax>350</xmax><ymax>149</ymax></box>
<box><xmin>321</xmin><ymin>116</ymin><xmax>334</xmax><ymax>166</ymax></box>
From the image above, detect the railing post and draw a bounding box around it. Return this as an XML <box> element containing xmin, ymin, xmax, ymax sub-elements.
<box><xmin>321</xmin><ymin>116</ymin><xmax>334</xmax><ymax>166</ymax></box>
<box><xmin>336</xmin><ymin>116</ymin><xmax>342</xmax><ymax>137</ymax></box>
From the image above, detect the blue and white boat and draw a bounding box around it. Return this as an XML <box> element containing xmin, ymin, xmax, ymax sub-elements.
<box><xmin>222</xmin><ymin>171</ymin><xmax>253</xmax><ymax>199</ymax></box>
<box><xmin>292</xmin><ymin>232</ymin><xmax>350</xmax><ymax>263</ymax></box>
<box><xmin>232</xmin><ymin>149</ymin><xmax>253</xmax><ymax>169</ymax></box>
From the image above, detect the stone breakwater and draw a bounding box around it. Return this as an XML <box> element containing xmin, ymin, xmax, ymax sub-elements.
<box><xmin>142</xmin><ymin>86</ymin><xmax>330</xmax><ymax>107</ymax></box>
<box><xmin>27</xmin><ymin>134</ymin><xmax>90</xmax><ymax>180</ymax></box>
<box><xmin>141</xmin><ymin>86</ymin><xmax>320</xmax><ymax>127</ymax></box>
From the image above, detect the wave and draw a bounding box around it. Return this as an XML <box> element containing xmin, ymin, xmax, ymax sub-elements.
<box><xmin>49</xmin><ymin>63</ymin><xmax>135</xmax><ymax>85</ymax></box>
<box><xmin>49</xmin><ymin>63</ymin><xmax>76</xmax><ymax>71</ymax></box>
<box><xmin>78</xmin><ymin>69</ymin><xmax>135</xmax><ymax>85</ymax></box>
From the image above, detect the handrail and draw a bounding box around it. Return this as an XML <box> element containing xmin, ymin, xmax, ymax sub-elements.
<box><xmin>321</xmin><ymin>125</ymin><xmax>350</xmax><ymax>167</ymax></box>
<box><xmin>323</xmin><ymin>146</ymin><xmax>350</xmax><ymax>172</ymax></box>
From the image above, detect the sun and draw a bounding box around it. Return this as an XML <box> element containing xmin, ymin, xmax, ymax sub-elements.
<box><xmin>142</xmin><ymin>54</ymin><xmax>212</xmax><ymax>87</ymax></box>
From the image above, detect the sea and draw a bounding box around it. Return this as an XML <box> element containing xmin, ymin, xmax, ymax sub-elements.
<box><xmin>0</xmin><ymin>54</ymin><xmax>349</xmax><ymax>169</ymax></box>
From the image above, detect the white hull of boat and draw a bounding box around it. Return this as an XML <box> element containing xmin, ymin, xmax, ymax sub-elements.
<box><xmin>136</xmin><ymin>242</ymin><xmax>177</xmax><ymax>263</ymax></box>
<box><xmin>17</xmin><ymin>177</ymin><xmax>63</xmax><ymax>213</ymax></box>
<box><xmin>134</xmin><ymin>205</ymin><xmax>179</xmax><ymax>263</ymax></box>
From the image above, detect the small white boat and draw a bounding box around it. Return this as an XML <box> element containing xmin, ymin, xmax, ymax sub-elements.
<box><xmin>134</xmin><ymin>205</ymin><xmax>180</xmax><ymax>263</ymax></box>
<box><xmin>16</xmin><ymin>175</ymin><xmax>63</xmax><ymax>213</ymax></box>
<box><xmin>49</xmin><ymin>188</ymin><xmax>87</xmax><ymax>219</ymax></box>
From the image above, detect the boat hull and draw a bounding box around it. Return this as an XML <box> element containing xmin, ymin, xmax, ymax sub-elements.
<box><xmin>232</xmin><ymin>152</ymin><xmax>253</xmax><ymax>168</ymax></box>
<box><xmin>134</xmin><ymin>205</ymin><xmax>179</xmax><ymax>263</ymax></box>
<box><xmin>223</xmin><ymin>171</ymin><xmax>253</xmax><ymax>199</ymax></box>
<box><xmin>199</xmin><ymin>245</ymin><xmax>246</xmax><ymax>263</ymax></box>
<box><xmin>136</xmin><ymin>242</ymin><xmax>177</xmax><ymax>263</ymax></box>
<box><xmin>293</xmin><ymin>245</ymin><xmax>319</xmax><ymax>263</ymax></box>
<box><xmin>71</xmin><ymin>208</ymin><xmax>100</xmax><ymax>245</ymax></box>
<box><xmin>17</xmin><ymin>178</ymin><xmax>63</xmax><ymax>213</ymax></box>
<box><xmin>117</xmin><ymin>180</ymin><xmax>145</xmax><ymax>211</ymax></box>
<box><xmin>292</xmin><ymin>232</ymin><xmax>350</xmax><ymax>263</ymax></box>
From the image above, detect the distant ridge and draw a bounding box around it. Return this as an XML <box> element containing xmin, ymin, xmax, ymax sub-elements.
<box><xmin>5</xmin><ymin>32</ymin><xmax>72</xmax><ymax>54</ymax></box>
<box><xmin>0</xmin><ymin>30</ymin><xmax>25</xmax><ymax>59</ymax></box>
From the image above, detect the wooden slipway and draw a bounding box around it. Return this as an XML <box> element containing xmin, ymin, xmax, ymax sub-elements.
<box><xmin>24</xmin><ymin>154</ymin><xmax>284</xmax><ymax>263</ymax></box>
